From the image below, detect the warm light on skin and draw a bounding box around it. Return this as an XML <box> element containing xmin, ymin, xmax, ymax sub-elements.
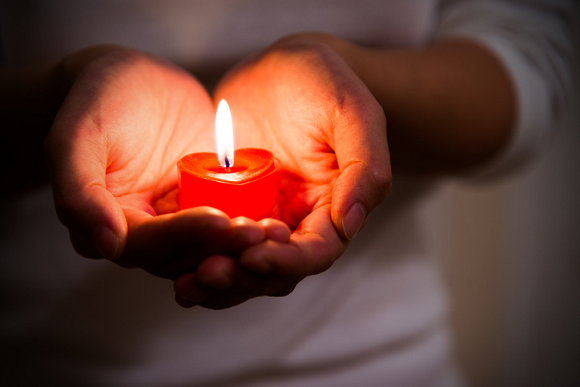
<box><xmin>215</xmin><ymin>99</ymin><xmax>235</xmax><ymax>169</ymax></box>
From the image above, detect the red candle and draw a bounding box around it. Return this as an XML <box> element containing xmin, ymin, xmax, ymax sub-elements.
<box><xmin>177</xmin><ymin>100</ymin><xmax>280</xmax><ymax>220</ymax></box>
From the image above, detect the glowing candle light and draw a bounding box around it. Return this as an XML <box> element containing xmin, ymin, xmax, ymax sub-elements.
<box><xmin>215</xmin><ymin>99</ymin><xmax>234</xmax><ymax>170</ymax></box>
<box><xmin>177</xmin><ymin>100</ymin><xmax>280</xmax><ymax>220</ymax></box>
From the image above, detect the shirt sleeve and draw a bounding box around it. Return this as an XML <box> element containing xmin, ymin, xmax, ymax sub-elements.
<box><xmin>435</xmin><ymin>0</ymin><xmax>577</xmax><ymax>178</ymax></box>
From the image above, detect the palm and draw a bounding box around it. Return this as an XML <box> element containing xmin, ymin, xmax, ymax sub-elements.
<box><xmin>48</xmin><ymin>51</ymin><xmax>272</xmax><ymax>279</ymax></box>
<box><xmin>214</xmin><ymin>47</ymin><xmax>351</xmax><ymax>229</ymax></box>
<box><xmin>177</xmin><ymin>39</ymin><xmax>390</xmax><ymax>309</ymax></box>
<box><xmin>90</xmin><ymin>58</ymin><xmax>214</xmax><ymax>213</ymax></box>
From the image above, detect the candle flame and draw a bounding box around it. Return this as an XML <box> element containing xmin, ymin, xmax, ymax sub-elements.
<box><xmin>215</xmin><ymin>99</ymin><xmax>234</xmax><ymax>169</ymax></box>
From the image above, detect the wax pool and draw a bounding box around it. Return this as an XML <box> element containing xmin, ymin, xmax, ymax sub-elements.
<box><xmin>177</xmin><ymin>148</ymin><xmax>280</xmax><ymax>220</ymax></box>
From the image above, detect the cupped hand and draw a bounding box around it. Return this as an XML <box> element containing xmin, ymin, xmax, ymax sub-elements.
<box><xmin>175</xmin><ymin>34</ymin><xmax>392</xmax><ymax>308</ymax></box>
<box><xmin>44</xmin><ymin>46</ymin><xmax>273</xmax><ymax>279</ymax></box>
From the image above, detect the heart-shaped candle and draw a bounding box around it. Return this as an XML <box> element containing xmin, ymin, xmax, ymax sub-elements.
<box><xmin>177</xmin><ymin>100</ymin><xmax>280</xmax><ymax>220</ymax></box>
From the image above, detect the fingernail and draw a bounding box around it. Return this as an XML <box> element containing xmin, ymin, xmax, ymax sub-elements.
<box><xmin>342</xmin><ymin>202</ymin><xmax>366</xmax><ymax>240</ymax></box>
<box><xmin>93</xmin><ymin>225</ymin><xmax>119</xmax><ymax>260</ymax></box>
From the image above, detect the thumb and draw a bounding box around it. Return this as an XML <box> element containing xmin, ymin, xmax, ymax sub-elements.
<box><xmin>45</xmin><ymin>109</ymin><xmax>127</xmax><ymax>260</ymax></box>
<box><xmin>64</xmin><ymin>186</ymin><xmax>127</xmax><ymax>260</ymax></box>
<box><xmin>331</xmin><ymin>98</ymin><xmax>392</xmax><ymax>240</ymax></box>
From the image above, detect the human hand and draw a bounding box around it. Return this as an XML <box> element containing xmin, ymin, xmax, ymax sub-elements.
<box><xmin>174</xmin><ymin>35</ymin><xmax>392</xmax><ymax>308</ymax></box>
<box><xmin>44</xmin><ymin>46</ymin><xmax>278</xmax><ymax>279</ymax></box>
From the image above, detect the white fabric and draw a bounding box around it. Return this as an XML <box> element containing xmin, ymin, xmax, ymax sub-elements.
<box><xmin>436</xmin><ymin>0</ymin><xmax>576</xmax><ymax>178</ymax></box>
<box><xmin>0</xmin><ymin>1</ymin><xmax>574</xmax><ymax>385</ymax></box>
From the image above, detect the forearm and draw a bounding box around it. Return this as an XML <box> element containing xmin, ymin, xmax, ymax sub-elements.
<box><xmin>303</xmin><ymin>34</ymin><xmax>515</xmax><ymax>173</ymax></box>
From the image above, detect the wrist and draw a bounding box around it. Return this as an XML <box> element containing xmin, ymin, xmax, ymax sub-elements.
<box><xmin>309</xmin><ymin>36</ymin><xmax>514</xmax><ymax>172</ymax></box>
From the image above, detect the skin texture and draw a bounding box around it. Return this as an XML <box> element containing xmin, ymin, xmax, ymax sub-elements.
<box><xmin>173</xmin><ymin>34</ymin><xmax>514</xmax><ymax>309</ymax></box>
<box><xmin>3</xmin><ymin>29</ymin><xmax>514</xmax><ymax>309</ymax></box>
<box><xmin>43</xmin><ymin>47</ymin><xmax>288</xmax><ymax>280</ymax></box>
<box><xmin>176</xmin><ymin>37</ymin><xmax>392</xmax><ymax>308</ymax></box>
<box><xmin>38</xmin><ymin>41</ymin><xmax>392</xmax><ymax>309</ymax></box>
<box><xmin>328</xmin><ymin>36</ymin><xmax>515</xmax><ymax>172</ymax></box>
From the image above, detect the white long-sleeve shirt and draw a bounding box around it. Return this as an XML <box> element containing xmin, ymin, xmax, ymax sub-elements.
<box><xmin>0</xmin><ymin>1</ymin><xmax>575</xmax><ymax>386</ymax></box>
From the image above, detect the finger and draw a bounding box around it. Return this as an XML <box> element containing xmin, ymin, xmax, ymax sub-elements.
<box><xmin>331</xmin><ymin>90</ymin><xmax>392</xmax><ymax>240</ymax></box>
<box><xmin>175</xmin><ymin>296</ymin><xmax>197</xmax><ymax>308</ymax></box>
<box><xmin>185</xmin><ymin>256</ymin><xmax>300</xmax><ymax>309</ymax></box>
<box><xmin>170</xmin><ymin>216</ymin><xmax>265</xmax><ymax>277</ymax></box>
<box><xmin>152</xmin><ymin>188</ymin><xmax>180</xmax><ymax>215</ymax></box>
<box><xmin>195</xmin><ymin>255</ymin><xmax>237</xmax><ymax>290</ymax></box>
<box><xmin>228</xmin><ymin>217</ymin><xmax>266</xmax><ymax>252</ymax></box>
<box><xmin>196</xmin><ymin>254</ymin><xmax>295</xmax><ymax>292</ymax></box>
<box><xmin>45</xmin><ymin>113</ymin><xmax>127</xmax><ymax>260</ymax></box>
<box><xmin>195</xmin><ymin>283</ymin><xmax>297</xmax><ymax>309</ymax></box>
<box><xmin>119</xmin><ymin>208</ymin><xmax>269</xmax><ymax>280</ymax></box>
<box><xmin>174</xmin><ymin>272</ymin><xmax>208</xmax><ymax>306</ymax></box>
<box><xmin>174</xmin><ymin>269</ymin><xmax>246</xmax><ymax>310</ymax></box>
<box><xmin>258</xmin><ymin>218</ymin><xmax>291</xmax><ymax>242</ymax></box>
<box><xmin>119</xmin><ymin>206</ymin><xmax>231</xmax><ymax>273</ymax></box>
<box><xmin>239</xmin><ymin>205</ymin><xmax>345</xmax><ymax>277</ymax></box>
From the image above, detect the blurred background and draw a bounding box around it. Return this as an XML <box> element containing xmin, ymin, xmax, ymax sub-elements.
<box><xmin>435</xmin><ymin>20</ymin><xmax>580</xmax><ymax>387</ymax></box>
<box><xmin>1</xmin><ymin>2</ymin><xmax>578</xmax><ymax>386</ymax></box>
